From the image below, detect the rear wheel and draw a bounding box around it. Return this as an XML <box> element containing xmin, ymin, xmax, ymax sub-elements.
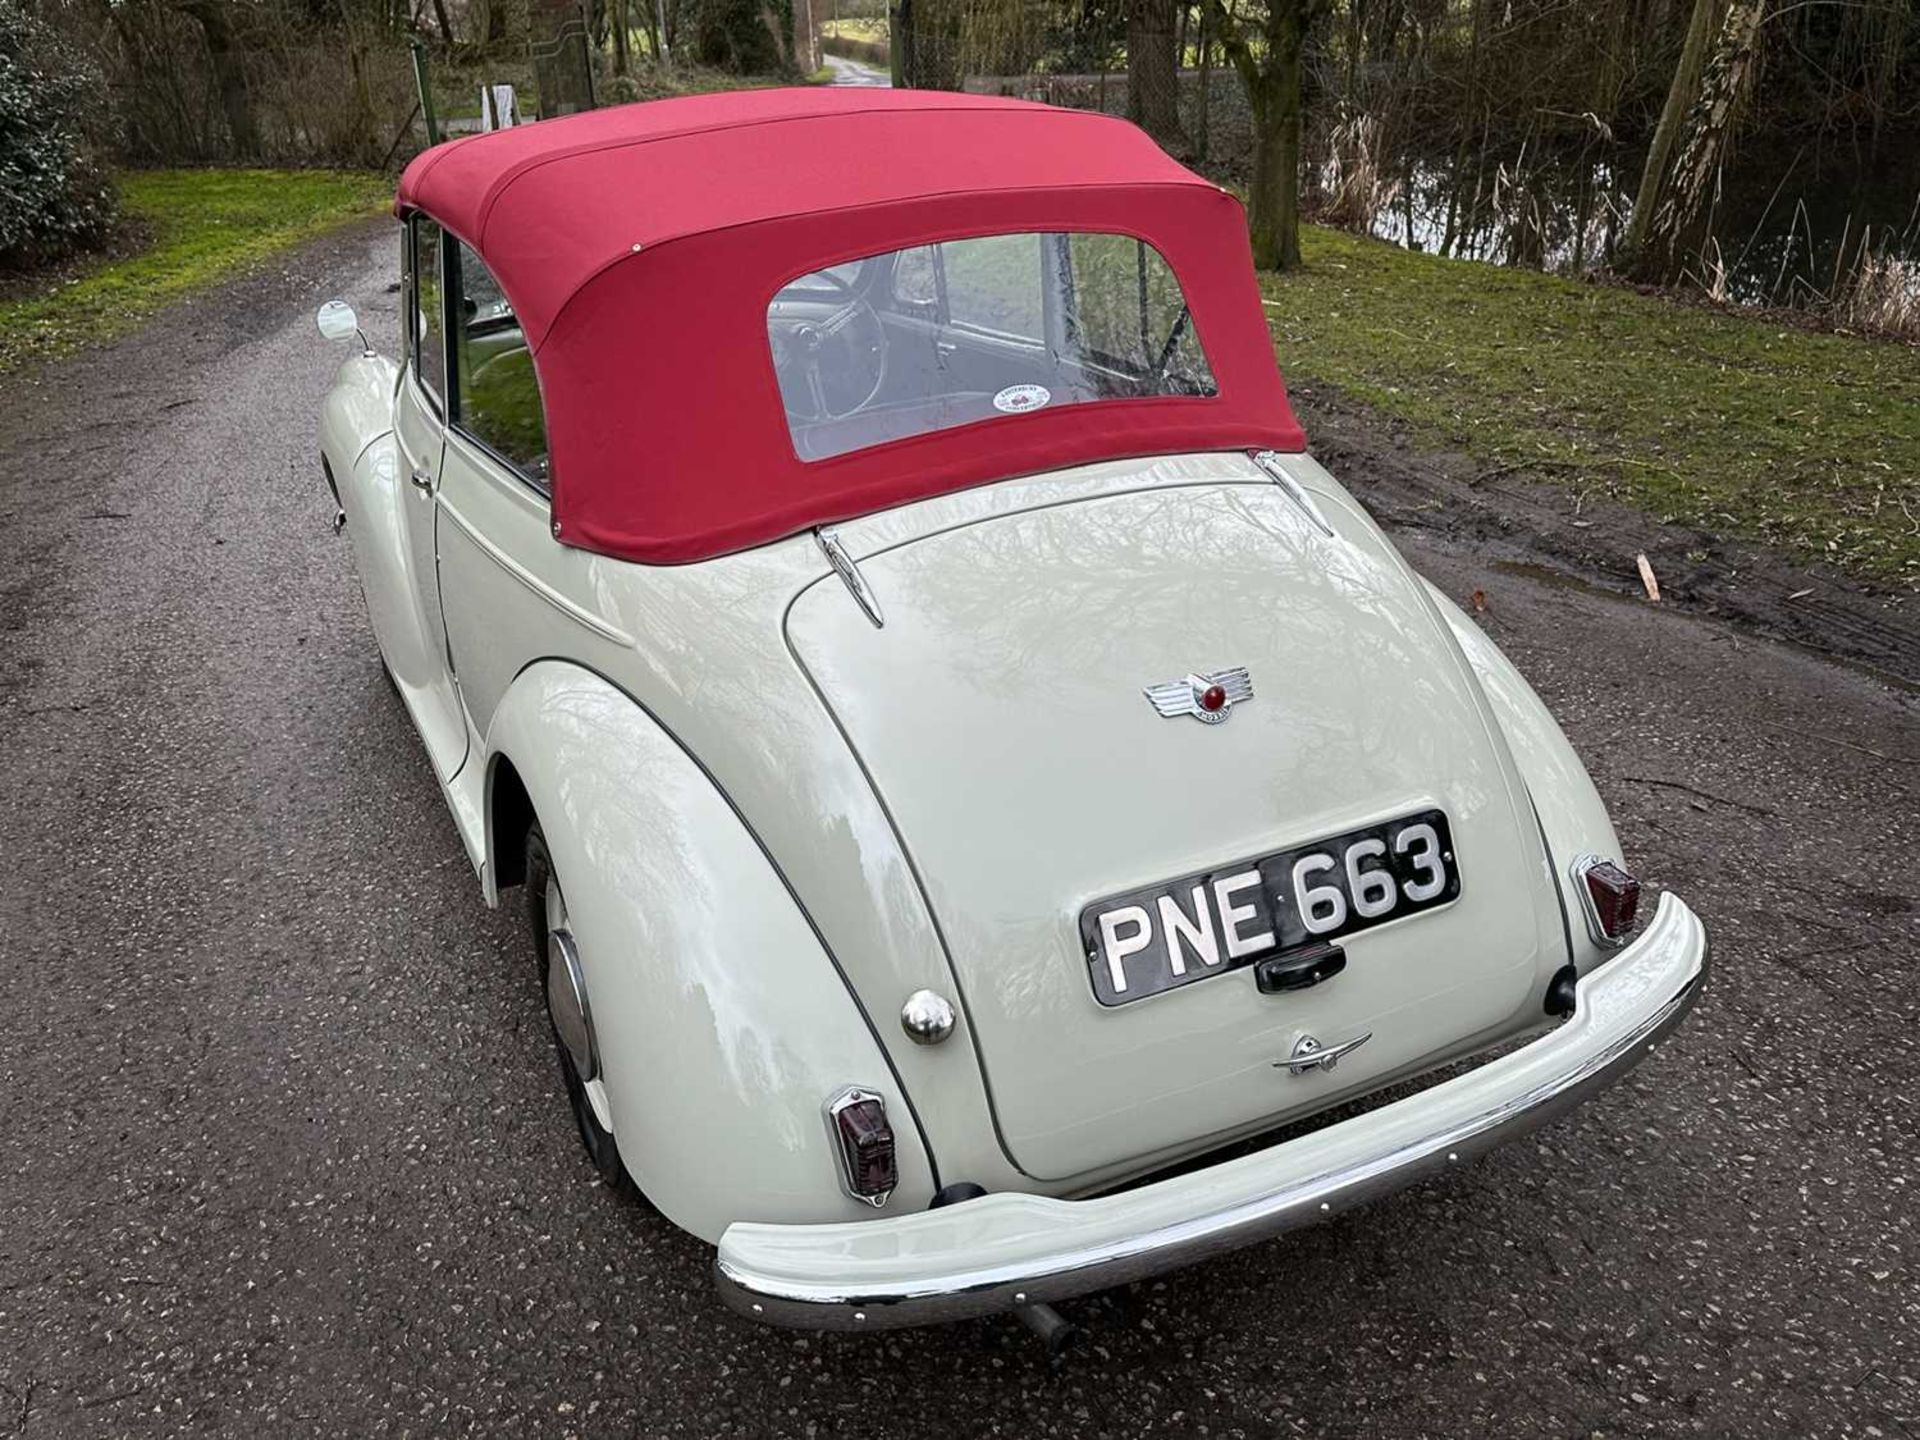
<box><xmin>525</xmin><ymin>823</ymin><xmax>637</xmax><ymax>1198</ymax></box>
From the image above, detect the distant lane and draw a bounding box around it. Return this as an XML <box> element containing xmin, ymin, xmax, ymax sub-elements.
<box><xmin>824</xmin><ymin>51</ymin><xmax>892</xmax><ymax>86</ymax></box>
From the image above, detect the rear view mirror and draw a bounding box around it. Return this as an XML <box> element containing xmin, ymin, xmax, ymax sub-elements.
<box><xmin>317</xmin><ymin>299</ymin><xmax>363</xmax><ymax>344</ymax></box>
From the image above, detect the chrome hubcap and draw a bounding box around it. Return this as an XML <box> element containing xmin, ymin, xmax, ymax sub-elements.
<box><xmin>545</xmin><ymin>878</ymin><xmax>597</xmax><ymax>1083</ymax></box>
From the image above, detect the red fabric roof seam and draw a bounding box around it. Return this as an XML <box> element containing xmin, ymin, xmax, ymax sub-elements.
<box><xmin>468</xmin><ymin>102</ymin><xmax>1097</xmax><ymax>247</ymax></box>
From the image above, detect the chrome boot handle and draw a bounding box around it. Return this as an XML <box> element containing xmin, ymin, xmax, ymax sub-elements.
<box><xmin>1278</xmin><ymin>1031</ymin><xmax>1372</xmax><ymax>1076</ymax></box>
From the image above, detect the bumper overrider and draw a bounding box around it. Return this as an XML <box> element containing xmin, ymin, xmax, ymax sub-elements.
<box><xmin>715</xmin><ymin>892</ymin><xmax>1708</xmax><ymax>1331</ymax></box>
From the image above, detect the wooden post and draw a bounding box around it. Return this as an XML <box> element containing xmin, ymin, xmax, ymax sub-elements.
<box><xmin>410</xmin><ymin>37</ymin><xmax>442</xmax><ymax>145</ymax></box>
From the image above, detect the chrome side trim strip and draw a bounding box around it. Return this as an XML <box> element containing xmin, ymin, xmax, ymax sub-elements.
<box><xmin>437</xmin><ymin>500</ymin><xmax>635</xmax><ymax>647</ymax></box>
<box><xmin>1251</xmin><ymin>449</ymin><xmax>1337</xmax><ymax>537</ymax></box>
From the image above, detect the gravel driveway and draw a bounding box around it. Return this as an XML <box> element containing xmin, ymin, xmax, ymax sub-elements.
<box><xmin>1</xmin><ymin>221</ymin><xmax>1914</xmax><ymax>1437</ymax></box>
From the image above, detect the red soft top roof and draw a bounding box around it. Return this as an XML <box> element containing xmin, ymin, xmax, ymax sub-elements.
<box><xmin>395</xmin><ymin>90</ymin><xmax>1307</xmax><ymax>564</ymax></box>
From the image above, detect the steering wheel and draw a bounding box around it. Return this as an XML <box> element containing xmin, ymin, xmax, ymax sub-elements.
<box><xmin>774</xmin><ymin>270</ymin><xmax>888</xmax><ymax>423</ymax></box>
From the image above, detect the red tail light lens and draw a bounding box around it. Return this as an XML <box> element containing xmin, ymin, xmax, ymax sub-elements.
<box><xmin>1582</xmin><ymin>859</ymin><xmax>1641</xmax><ymax>940</ymax></box>
<box><xmin>827</xmin><ymin>1088</ymin><xmax>897</xmax><ymax>1206</ymax></box>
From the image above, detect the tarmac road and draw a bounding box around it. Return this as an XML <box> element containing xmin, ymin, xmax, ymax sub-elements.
<box><xmin>822</xmin><ymin>53</ymin><xmax>891</xmax><ymax>87</ymax></box>
<box><xmin>1</xmin><ymin>222</ymin><xmax>1915</xmax><ymax>1438</ymax></box>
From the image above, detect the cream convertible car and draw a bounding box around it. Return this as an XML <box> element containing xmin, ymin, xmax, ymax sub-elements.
<box><xmin>317</xmin><ymin>90</ymin><xmax>1706</xmax><ymax>1333</ymax></box>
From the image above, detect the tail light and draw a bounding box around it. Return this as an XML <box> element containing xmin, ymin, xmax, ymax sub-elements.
<box><xmin>1574</xmin><ymin>855</ymin><xmax>1641</xmax><ymax>944</ymax></box>
<box><xmin>825</xmin><ymin>1088</ymin><xmax>897</xmax><ymax>1207</ymax></box>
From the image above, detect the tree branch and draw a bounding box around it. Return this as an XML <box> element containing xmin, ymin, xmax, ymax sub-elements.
<box><xmin>1200</xmin><ymin>0</ymin><xmax>1261</xmax><ymax>92</ymax></box>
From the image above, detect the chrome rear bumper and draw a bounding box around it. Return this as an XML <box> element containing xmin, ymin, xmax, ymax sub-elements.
<box><xmin>715</xmin><ymin>892</ymin><xmax>1707</xmax><ymax>1331</ymax></box>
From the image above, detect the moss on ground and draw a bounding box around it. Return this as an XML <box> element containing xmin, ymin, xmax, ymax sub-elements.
<box><xmin>0</xmin><ymin>169</ymin><xmax>390</xmax><ymax>377</ymax></box>
<box><xmin>1262</xmin><ymin>226</ymin><xmax>1920</xmax><ymax>585</ymax></box>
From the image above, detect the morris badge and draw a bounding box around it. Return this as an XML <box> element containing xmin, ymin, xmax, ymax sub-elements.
<box><xmin>1144</xmin><ymin>667</ymin><xmax>1253</xmax><ymax>724</ymax></box>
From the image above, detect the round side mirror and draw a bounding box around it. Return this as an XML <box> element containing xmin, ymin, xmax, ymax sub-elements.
<box><xmin>316</xmin><ymin>299</ymin><xmax>360</xmax><ymax>343</ymax></box>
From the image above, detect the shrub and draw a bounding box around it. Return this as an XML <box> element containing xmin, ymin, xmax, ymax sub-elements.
<box><xmin>0</xmin><ymin>0</ymin><xmax>116</xmax><ymax>270</ymax></box>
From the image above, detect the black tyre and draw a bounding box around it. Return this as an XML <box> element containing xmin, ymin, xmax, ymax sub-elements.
<box><xmin>525</xmin><ymin>823</ymin><xmax>638</xmax><ymax>1198</ymax></box>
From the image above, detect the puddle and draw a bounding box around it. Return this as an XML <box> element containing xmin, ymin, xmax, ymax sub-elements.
<box><xmin>1490</xmin><ymin>558</ymin><xmax>1630</xmax><ymax>601</ymax></box>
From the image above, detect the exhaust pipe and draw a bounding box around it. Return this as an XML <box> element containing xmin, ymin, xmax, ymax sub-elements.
<box><xmin>1014</xmin><ymin>1301</ymin><xmax>1081</xmax><ymax>1358</ymax></box>
<box><xmin>929</xmin><ymin>1183</ymin><xmax>1082</xmax><ymax>1357</ymax></box>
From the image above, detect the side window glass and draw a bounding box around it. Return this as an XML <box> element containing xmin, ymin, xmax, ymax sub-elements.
<box><xmin>892</xmin><ymin>246</ymin><xmax>938</xmax><ymax>307</ymax></box>
<box><xmin>941</xmin><ymin>233</ymin><xmax>1043</xmax><ymax>342</ymax></box>
<box><xmin>452</xmin><ymin>240</ymin><xmax>550</xmax><ymax>486</ymax></box>
<box><xmin>412</xmin><ymin>216</ymin><xmax>447</xmax><ymax>409</ymax></box>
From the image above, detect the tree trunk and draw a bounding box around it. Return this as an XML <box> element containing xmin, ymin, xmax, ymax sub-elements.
<box><xmin>1207</xmin><ymin>0</ymin><xmax>1318</xmax><ymax>271</ymax></box>
<box><xmin>178</xmin><ymin>0</ymin><xmax>261</xmax><ymax>158</ymax></box>
<box><xmin>1620</xmin><ymin>0</ymin><xmax>1719</xmax><ymax>272</ymax></box>
<box><xmin>791</xmin><ymin>0</ymin><xmax>819</xmax><ymax>73</ymax></box>
<box><xmin>1250</xmin><ymin>8</ymin><xmax>1307</xmax><ymax>269</ymax></box>
<box><xmin>1194</xmin><ymin>1</ymin><xmax>1211</xmax><ymax>161</ymax></box>
<box><xmin>899</xmin><ymin>0</ymin><xmax>962</xmax><ymax>87</ymax></box>
<box><xmin>613</xmin><ymin>0</ymin><xmax>631</xmax><ymax>72</ymax></box>
<box><xmin>1247</xmin><ymin>89</ymin><xmax>1286</xmax><ymax>269</ymax></box>
<box><xmin>889</xmin><ymin>0</ymin><xmax>907</xmax><ymax>86</ymax></box>
<box><xmin>1632</xmin><ymin>0</ymin><xmax>1766</xmax><ymax>283</ymax></box>
<box><xmin>1127</xmin><ymin>0</ymin><xmax>1188</xmax><ymax>151</ymax></box>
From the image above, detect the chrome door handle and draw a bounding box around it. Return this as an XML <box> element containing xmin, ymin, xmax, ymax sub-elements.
<box><xmin>1278</xmin><ymin>1031</ymin><xmax>1372</xmax><ymax>1076</ymax></box>
<box><xmin>409</xmin><ymin>466</ymin><xmax>435</xmax><ymax>494</ymax></box>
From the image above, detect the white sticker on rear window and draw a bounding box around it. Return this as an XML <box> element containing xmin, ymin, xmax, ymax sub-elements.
<box><xmin>993</xmin><ymin>384</ymin><xmax>1051</xmax><ymax>414</ymax></box>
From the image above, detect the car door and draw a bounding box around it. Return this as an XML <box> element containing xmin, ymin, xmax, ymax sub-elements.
<box><xmin>386</xmin><ymin>215</ymin><xmax>469</xmax><ymax>781</ymax></box>
<box><xmin>875</xmin><ymin>234</ymin><xmax>1056</xmax><ymax>403</ymax></box>
<box><xmin>433</xmin><ymin>237</ymin><xmax>588</xmax><ymax>744</ymax></box>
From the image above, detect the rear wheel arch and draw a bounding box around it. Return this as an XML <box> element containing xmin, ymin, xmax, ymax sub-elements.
<box><xmin>480</xmin><ymin>659</ymin><xmax>937</xmax><ymax>1238</ymax></box>
<box><xmin>486</xmin><ymin>752</ymin><xmax>535</xmax><ymax>894</ymax></box>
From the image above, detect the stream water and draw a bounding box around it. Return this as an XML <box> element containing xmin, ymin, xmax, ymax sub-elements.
<box><xmin>974</xmin><ymin>65</ymin><xmax>1920</xmax><ymax>313</ymax></box>
<box><xmin>1359</xmin><ymin>137</ymin><xmax>1920</xmax><ymax>305</ymax></box>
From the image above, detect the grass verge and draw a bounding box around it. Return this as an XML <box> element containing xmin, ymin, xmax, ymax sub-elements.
<box><xmin>1261</xmin><ymin>225</ymin><xmax>1920</xmax><ymax>586</ymax></box>
<box><xmin>821</xmin><ymin>17</ymin><xmax>888</xmax><ymax>42</ymax></box>
<box><xmin>0</xmin><ymin>169</ymin><xmax>390</xmax><ymax>377</ymax></box>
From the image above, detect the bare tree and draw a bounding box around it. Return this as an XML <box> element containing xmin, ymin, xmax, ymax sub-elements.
<box><xmin>895</xmin><ymin>0</ymin><xmax>962</xmax><ymax>88</ymax></box>
<box><xmin>1629</xmin><ymin>0</ymin><xmax>1767</xmax><ymax>284</ymax></box>
<box><xmin>790</xmin><ymin>0</ymin><xmax>819</xmax><ymax>74</ymax></box>
<box><xmin>611</xmin><ymin>0</ymin><xmax>631</xmax><ymax>72</ymax></box>
<box><xmin>1194</xmin><ymin>0</ymin><xmax>1212</xmax><ymax>160</ymax></box>
<box><xmin>1203</xmin><ymin>0</ymin><xmax>1332</xmax><ymax>270</ymax></box>
<box><xmin>175</xmin><ymin>0</ymin><xmax>260</xmax><ymax>156</ymax></box>
<box><xmin>1127</xmin><ymin>0</ymin><xmax>1187</xmax><ymax>152</ymax></box>
<box><xmin>1619</xmin><ymin>0</ymin><xmax>1718</xmax><ymax>274</ymax></box>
